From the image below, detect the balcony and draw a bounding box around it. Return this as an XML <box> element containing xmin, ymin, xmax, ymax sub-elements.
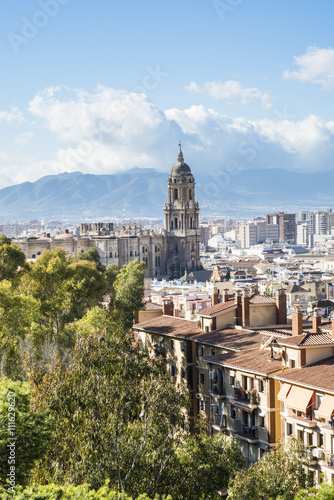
<box><xmin>319</xmin><ymin>419</ymin><xmax>334</xmax><ymax>433</ymax></box>
<box><xmin>233</xmin><ymin>387</ymin><xmax>259</xmax><ymax>410</ymax></box>
<box><xmin>232</xmin><ymin>420</ymin><xmax>258</xmax><ymax>443</ymax></box>
<box><xmin>210</xmin><ymin>413</ymin><xmax>226</xmax><ymax>430</ymax></box>
<box><xmin>284</xmin><ymin>409</ymin><xmax>317</xmax><ymax>428</ymax></box>
<box><xmin>210</xmin><ymin>384</ymin><xmax>225</xmax><ymax>399</ymax></box>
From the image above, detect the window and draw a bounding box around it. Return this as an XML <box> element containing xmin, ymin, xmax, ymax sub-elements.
<box><xmin>174</xmin><ymin>188</ymin><xmax>178</xmax><ymax>200</ymax></box>
<box><xmin>316</xmin><ymin>393</ymin><xmax>323</xmax><ymax>410</ymax></box>
<box><xmin>109</xmin><ymin>252</ymin><xmax>112</xmax><ymax>258</ymax></box>
<box><xmin>210</xmin><ymin>348</ymin><xmax>216</xmax><ymax>356</ymax></box>
<box><xmin>199</xmin><ymin>372</ymin><xmax>205</xmax><ymax>385</ymax></box>
<box><xmin>259</xmin><ymin>415</ymin><xmax>265</xmax><ymax>428</ymax></box>
<box><xmin>130</xmin><ymin>250</ymin><xmax>132</xmax><ymax>257</ymax></box>
<box><xmin>199</xmin><ymin>400</ymin><xmax>205</xmax><ymax>412</ymax></box>
<box><xmin>189</xmin><ymin>188</ymin><xmax>192</xmax><ymax>200</ymax></box>
<box><xmin>181</xmin><ymin>368</ymin><xmax>186</xmax><ymax>379</ymax></box>
<box><xmin>287</xmin><ymin>423</ymin><xmax>293</xmax><ymax>436</ymax></box>
<box><xmin>229</xmin><ymin>375</ymin><xmax>235</xmax><ymax>386</ymax></box>
<box><xmin>170</xmin><ymin>339</ymin><xmax>174</xmax><ymax>351</ymax></box>
<box><xmin>230</xmin><ymin>406</ymin><xmax>236</xmax><ymax>420</ymax></box>
<box><xmin>181</xmin><ymin>341</ymin><xmax>185</xmax><ymax>352</ymax></box>
<box><xmin>198</xmin><ymin>345</ymin><xmax>204</xmax><ymax>357</ymax></box>
<box><xmin>307</xmin><ymin>432</ymin><xmax>313</xmax><ymax>446</ymax></box>
<box><xmin>170</xmin><ymin>365</ymin><xmax>176</xmax><ymax>377</ymax></box>
<box><xmin>32</xmin><ymin>254</ymin><xmax>36</xmax><ymax>259</ymax></box>
<box><xmin>289</xmin><ymin>359</ymin><xmax>296</xmax><ymax>368</ymax></box>
<box><xmin>258</xmin><ymin>379</ymin><xmax>264</xmax><ymax>393</ymax></box>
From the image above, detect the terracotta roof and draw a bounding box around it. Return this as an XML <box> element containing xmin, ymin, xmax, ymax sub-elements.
<box><xmin>249</xmin><ymin>295</ymin><xmax>275</xmax><ymax>305</ymax></box>
<box><xmin>133</xmin><ymin>315</ymin><xmax>202</xmax><ymax>338</ymax></box>
<box><xmin>143</xmin><ymin>302</ymin><xmax>162</xmax><ymax>311</ymax></box>
<box><xmin>54</xmin><ymin>233</ymin><xmax>74</xmax><ymax>240</ymax></box>
<box><xmin>278</xmin><ymin>332</ymin><xmax>334</xmax><ymax>347</ymax></box>
<box><xmin>275</xmin><ymin>356</ymin><xmax>334</xmax><ymax>393</ymax></box>
<box><xmin>192</xmin><ymin>328</ymin><xmax>265</xmax><ymax>351</ymax></box>
<box><xmin>204</xmin><ymin>349</ymin><xmax>283</xmax><ymax>375</ymax></box>
<box><xmin>198</xmin><ymin>299</ymin><xmax>236</xmax><ymax>317</ymax></box>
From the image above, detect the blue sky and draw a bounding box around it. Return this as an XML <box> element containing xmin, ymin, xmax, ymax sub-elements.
<box><xmin>0</xmin><ymin>0</ymin><xmax>334</xmax><ymax>188</ymax></box>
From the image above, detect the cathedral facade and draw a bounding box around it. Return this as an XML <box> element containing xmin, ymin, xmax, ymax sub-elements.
<box><xmin>15</xmin><ymin>148</ymin><xmax>201</xmax><ymax>278</ymax></box>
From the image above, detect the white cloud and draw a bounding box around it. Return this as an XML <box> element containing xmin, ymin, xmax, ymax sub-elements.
<box><xmin>0</xmin><ymin>86</ymin><xmax>334</xmax><ymax>189</ymax></box>
<box><xmin>185</xmin><ymin>80</ymin><xmax>272</xmax><ymax>109</ymax></box>
<box><xmin>0</xmin><ymin>107</ymin><xmax>24</xmax><ymax>124</ymax></box>
<box><xmin>283</xmin><ymin>46</ymin><xmax>334</xmax><ymax>89</ymax></box>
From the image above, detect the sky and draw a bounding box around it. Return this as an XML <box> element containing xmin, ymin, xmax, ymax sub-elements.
<box><xmin>0</xmin><ymin>0</ymin><xmax>334</xmax><ymax>189</ymax></box>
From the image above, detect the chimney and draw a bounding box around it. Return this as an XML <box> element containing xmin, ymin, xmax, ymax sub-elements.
<box><xmin>242</xmin><ymin>289</ymin><xmax>250</xmax><ymax>327</ymax></box>
<box><xmin>292</xmin><ymin>305</ymin><xmax>303</xmax><ymax>336</ymax></box>
<box><xmin>222</xmin><ymin>288</ymin><xmax>229</xmax><ymax>303</ymax></box>
<box><xmin>212</xmin><ymin>287</ymin><xmax>219</xmax><ymax>306</ymax></box>
<box><xmin>276</xmin><ymin>289</ymin><xmax>287</xmax><ymax>325</ymax></box>
<box><xmin>162</xmin><ymin>300</ymin><xmax>174</xmax><ymax>316</ymax></box>
<box><xmin>235</xmin><ymin>290</ymin><xmax>242</xmax><ymax>326</ymax></box>
<box><xmin>312</xmin><ymin>308</ymin><xmax>321</xmax><ymax>334</ymax></box>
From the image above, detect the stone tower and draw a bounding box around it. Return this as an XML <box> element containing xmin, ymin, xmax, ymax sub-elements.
<box><xmin>164</xmin><ymin>146</ymin><xmax>200</xmax><ymax>272</ymax></box>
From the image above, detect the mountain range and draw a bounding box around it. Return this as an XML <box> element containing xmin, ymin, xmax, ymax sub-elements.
<box><xmin>0</xmin><ymin>168</ymin><xmax>334</xmax><ymax>221</ymax></box>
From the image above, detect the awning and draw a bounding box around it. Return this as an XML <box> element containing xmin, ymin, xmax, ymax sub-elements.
<box><xmin>317</xmin><ymin>395</ymin><xmax>334</xmax><ymax>420</ymax></box>
<box><xmin>277</xmin><ymin>383</ymin><xmax>291</xmax><ymax>401</ymax></box>
<box><xmin>285</xmin><ymin>386</ymin><xmax>314</xmax><ymax>412</ymax></box>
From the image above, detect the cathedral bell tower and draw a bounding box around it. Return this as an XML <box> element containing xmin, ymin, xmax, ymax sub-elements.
<box><xmin>164</xmin><ymin>145</ymin><xmax>199</xmax><ymax>235</ymax></box>
<box><xmin>164</xmin><ymin>145</ymin><xmax>200</xmax><ymax>271</ymax></box>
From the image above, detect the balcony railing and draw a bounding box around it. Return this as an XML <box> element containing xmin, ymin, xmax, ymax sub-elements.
<box><xmin>234</xmin><ymin>387</ymin><xmax>259</xmax><ymax>405</ymax></box>
<box><xmin>210</xmin><ymin>413</ymin><xmax>226</xmax><ymax>428</ymax></box>
<box><xmin>211</xmin><ymin>384</ymin><xmax>225</xmax><ymax>397</ymax></box>
<box><xmin>233</xmin><ymin>419</ymin><xmax>258</xmax><ymax>440</ymax></box>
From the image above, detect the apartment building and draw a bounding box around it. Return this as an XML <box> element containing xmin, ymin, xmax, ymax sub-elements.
<box><xmin>266</xmin><ymin>212</ymin><xmax>297</xmax><ymax>244</ymax></box>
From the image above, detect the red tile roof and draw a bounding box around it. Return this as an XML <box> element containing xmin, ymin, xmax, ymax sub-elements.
<box><xmin>133</xmin><ymin>315</ymin><xmax>202</xmax><ymax>338</ymax></box>
<box><xmin>204</xmin><ymin>349</ymin><xmax>283</xmax><ymax>375</ymax></box>
<box><xmin>275</xmin><ymin>356</ymin><xmax>334</xmax><ymax>393</ymax></box>
<box><xmin>198</xmin><ymin>299</ymin><xmax>236</xmax><ymax>317</ymax></box>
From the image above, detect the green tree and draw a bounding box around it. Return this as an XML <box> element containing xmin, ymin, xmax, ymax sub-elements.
<box><xmin>0</xmin><ymin>280</ymin><xmax>39</xmax><ymax>377</ymax></box>
<box><xmin>31</xmin><ymin>312</ymin><xmax>188</xmax><ymax>497</ymax></box>
<box><xmin>69</xmin><ymin>247</ymin><xmax>105</xmax><ymax>273</ymax></box>
<box><xmin>228</xmin><ymin>438</ymin><xmax>313</xmax><ymax>500</ymax></box>
<box><xmin>113</xmin><ymin>260</ymin><xmax>146</xmax><ymax>330</ymax></box>
<box><xmin>0</xmin><ymin>483</ymin><xmax>172</xmax><ymax>499</ymax></box>
<box><xmin>23</xmin><ymin>249</ymin><xmax>106</xmax><ymax>341</ymax></box>
<box><xmin>293</xmin><ymin>482</ymin><xmax>334</xmax><ymax>499</ymax></box>
<box><xmin>0</xmin><ymin>377</ymin><xmax>51</xmax><ymax>490</ymax></box>
<box><xmin>0</xmin><ymin>235</ymin><xmax>27</xmax><ymax>284</ymax></box>
<box><xmin>169</xmin><ymin>433</ymin><xmax>246</xmax><ymax>499</ymax></box>
<box><xmin>225</xmin><ymin>269</ymin><xmax>231</xmax><ymax>281</ymax></box>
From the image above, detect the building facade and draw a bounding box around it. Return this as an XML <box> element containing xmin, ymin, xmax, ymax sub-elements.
<box><xmin>14</xmin><ymin>148</ymin><xmax>201</xmax><ymax>278</ymax></box>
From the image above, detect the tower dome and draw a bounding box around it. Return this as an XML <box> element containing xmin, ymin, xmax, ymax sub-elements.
<box><xmin>169</xmin><ymin>145</ymin><xmax>194</xmax><ymax>182</ymax></box>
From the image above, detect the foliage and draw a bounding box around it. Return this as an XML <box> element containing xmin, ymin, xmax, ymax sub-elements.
<box><xmin>169</xmin><ymin>433</ymin><xmax>246</xmax><ymax>500</ymax></box>
<box><xmin>0</xmin><ymin>281</ymin><xmax>40</xmax><ymax>377</ymax></box>
<box><xmin>228</xmin><ymin>438</ymin><xmax>313</xmax><ymax>500</ymax></box>
<box><xmin>263</xmin><ymin>286</ymin><xmax>273</xmax><ymax>297</ymax></box>
<box><xmin>68</xmin><ymin>247</ymin><xmax>106</xmax><ymax>273</ymax></box>
<box><xmin>225</xmin><ymin>269</ymin><xmax>231</xmax><ymax>281</ymax></box>
<box><xmin>22</xmin><ymin>248</ymin><xmax>107</xmax><ymax>341</ymax></box>
<box><xmin>0</xmin><ymin>235</ymin><xmax>27</xmax><ymax>284</ymax></box>
<box><xmin>0</xmin><ymin>377</ymin><xmax>51</xmax><ymax>489</ymax></box>
<box><xmin>293</xmin><ymin>482</ymin><xmax>334</xmax><ymax>499</ymax></box>
<box><xmin>113</xmin><ymin>260</ymin><xmax>146</xmax><ymax>330</ymax></box>
<box><xmin>0</xmin><ymin>482</ymin><xmax>172</xmax><ymax>499</ymax></box>
<box><xmin>31</xmin><ymin>311</ymin><xmax>188</xmax><ymax>497</ymax></box>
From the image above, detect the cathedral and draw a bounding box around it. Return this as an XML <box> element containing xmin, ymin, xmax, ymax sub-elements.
<box><xmin>15</xmin><ymin>147</ymin><xmax>201</xmax><ymax>278</ymax></box>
